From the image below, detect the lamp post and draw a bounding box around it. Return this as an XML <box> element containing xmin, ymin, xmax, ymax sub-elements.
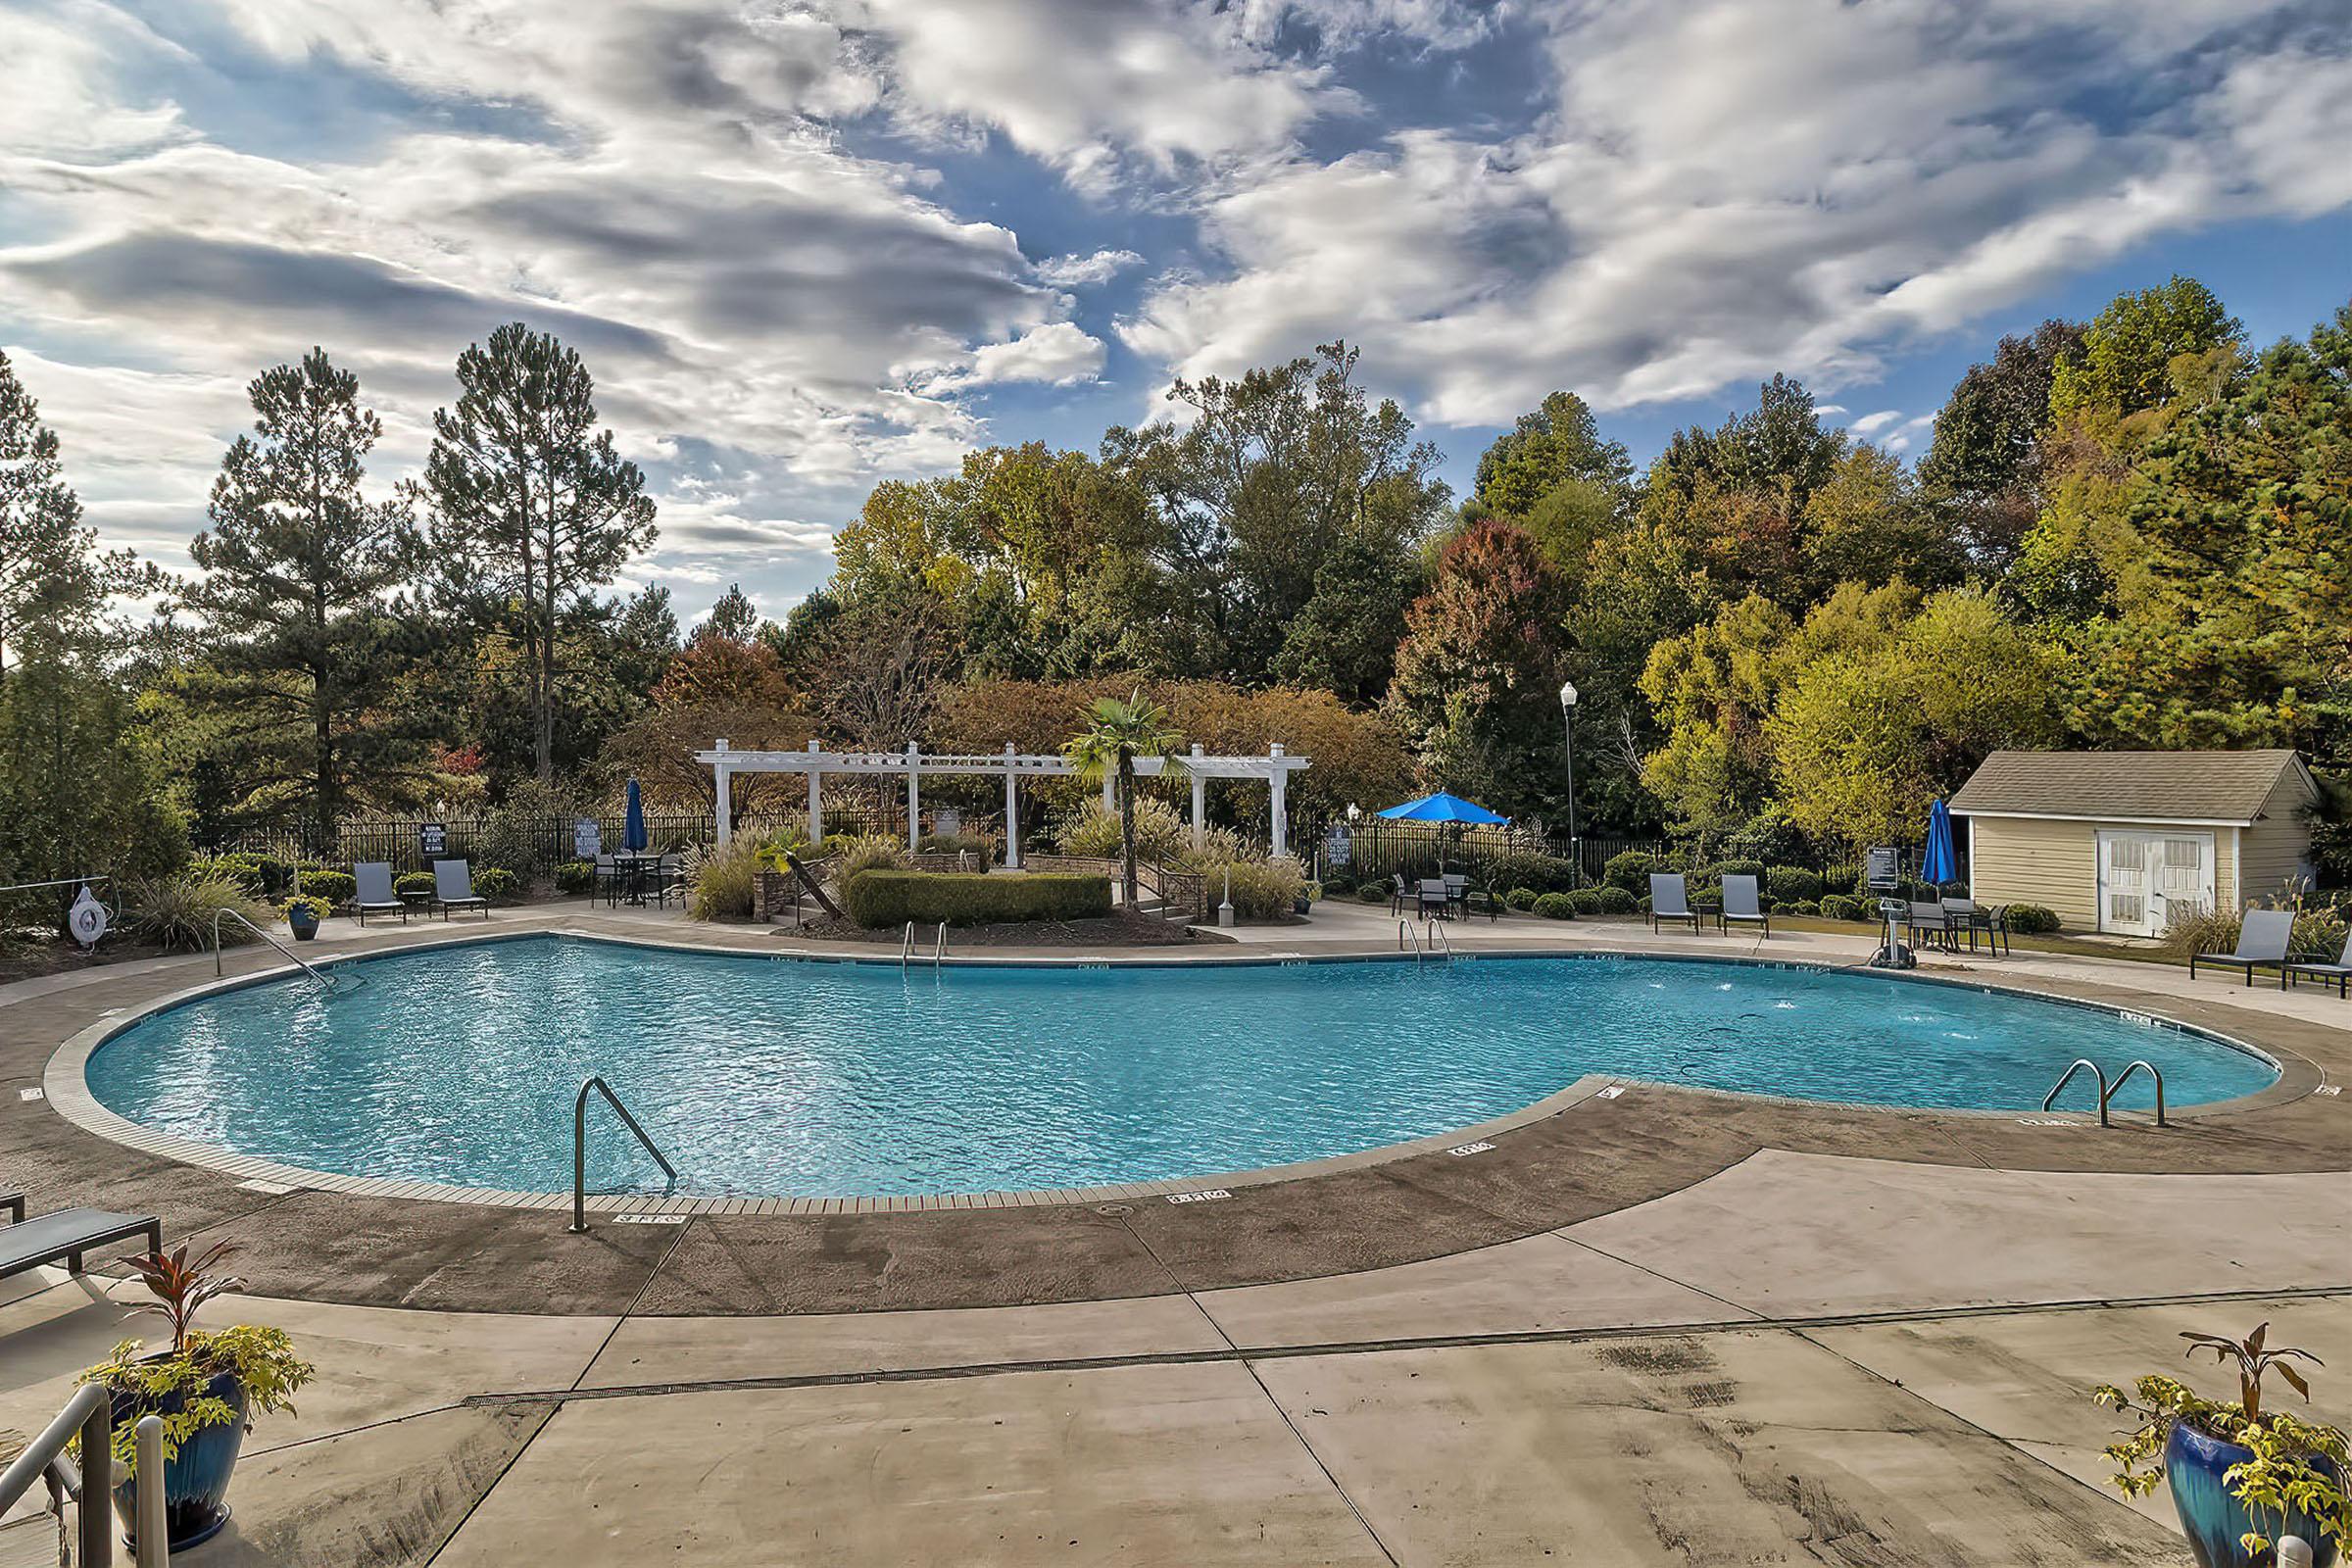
<box><xmin>1557</xmin><ymin>680</ymin><xmax>1579</xmax><ymax>871</ymax></box>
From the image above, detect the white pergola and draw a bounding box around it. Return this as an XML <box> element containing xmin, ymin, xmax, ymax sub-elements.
<box><xmin>696</xmin><ymin>740</ymin><xmax>1312</xmax><ymax>864</ymax></box>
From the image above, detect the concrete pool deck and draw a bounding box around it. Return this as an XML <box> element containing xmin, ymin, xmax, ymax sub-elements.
<box><xmin>2</xmin><ymin>900</ymin><xmax>2346</xmax><ymax>1563</ymax></box>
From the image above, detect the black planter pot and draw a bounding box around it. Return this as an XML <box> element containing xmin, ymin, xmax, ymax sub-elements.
<box><xmin>110</xmin><ymin>1368</ymin><xmax>250</xmax><ymax>1551</ymax></box>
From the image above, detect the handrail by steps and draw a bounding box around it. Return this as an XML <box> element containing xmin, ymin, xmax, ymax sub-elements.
<box><xmin>900</xmin><ymin>920</ymin><xmax>916</xmax><ymax>968</ymax></box>
<box><xmin>213</xmin><ymin>906</ymin><xmax>347</xmax><ymax>991</ymax></box>
<box><xmin>2041</xmin><ymin>1058</ymin><xmax>2108</xmax><ymax>1116</ymax></box>
<box><xmin>2101</xmin><ymin>1059</ymin><xmax>2167</xmax><ymax>1127</ymax></box>
<box><xmin>1398</xmin><ymin>919</ymin><xmax>1424</xmax><ymax>963</ymax></box>
<box><xmin>933</xmin><ymin>921</ymin><xmax>947</xmax><ymax>969</ymax></box>
<box><xmin>0</xmin><ymin>1385</ymin><xmax>170</xmax><ymax>1564</ymax></box>
<box><xmin>568</xmin><ymin>1076</ymin><xmax>680</xmax><ymax>1233</ymax></box>
<box><xmin>1425</xmin><ymin>919</ymin><xmax>1453</xmax><ymax>962</ymax></box>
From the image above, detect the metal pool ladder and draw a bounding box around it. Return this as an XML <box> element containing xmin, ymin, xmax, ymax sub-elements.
<box><xmin>2040</xmin><ymin>1057</ymin><xmax>2167</xmax><ymax>1128</ymax></box>
<box><xmin>1398</xmin><ymin>919</ymin><xmax>1424</xmax><ymax>963</ymax></box>
<box><xmin>1425</xmin><ymin>919</ymin><xmax>1454</xmax><ymax>963</ymax></box>
<box><xmin>212</xmin><ymin>906</ymin><xmax>357</xmax><ymax>993</ymax></box>
<box><xmin>569</xmin><ymin>1076</ymin><xmax>680</xmax><ymax>1233</ymax></box>
<box><xmin>899</xmin><ymin>920</ymin><xmax>946</xmax><ymax>969</ymax></box>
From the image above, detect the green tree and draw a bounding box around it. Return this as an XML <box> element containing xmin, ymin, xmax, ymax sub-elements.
<box><xmin>1464</xmin><ymin>391</ymin><xmax>1633</xmax><ymax>527</ymax></box>
<box><xmin>1919</xmin><ymin>318</ymin><xmax>2084</xmax><ymax>564</ymax></box>
<box><xmin>1387</xmin><ymin>519</ymin><xmax>1571</xmax><ymax>821</ymax></box>
<box><xmin>701</xmin><ymin>584</ymin><xmax>758</xmax><ymax>643</ymax></box>
<box><xmin>1061</xmin><ymin>690</ymin><xmax>1188</xmax><ymax>907</ymax></box>
<box><xmin>420</xmin><ymin>323</ymin><xmax>658</xmax><ymax>784</ymax></box>
<box><xmin>1268</xmin><ymin>531</ymin><xmax>1421</xmax><ymax>703</ymax></box>
<box><xmin>2050</xmin><ymin>275</ymin><xmax>2242</xmax><ymax>424</ymax></box>
<box><xmin>178</xmin><ymin>349</ymin><xmax>426</xmax><ymax>843</ymax></box>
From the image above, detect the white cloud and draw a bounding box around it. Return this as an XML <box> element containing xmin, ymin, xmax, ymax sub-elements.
<box><xmin>1034</xmin><ymin>248</ymin><xmax>1146</xmax><ymax>288</ymax></box>
<box><xmin>917</xmin><ymin>321</ymin><xmax>1108</xmax><ymax>392</ymax></box>
<box><xmin>1847</xmin><ymin>410</ymin><xmax>1903</xmax><ymax>435</ymax></box>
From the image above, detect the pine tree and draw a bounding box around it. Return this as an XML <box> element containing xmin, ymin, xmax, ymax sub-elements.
<box><xmin>420</xmin><ymin>323</ymin><xmax>657</xmax><ymax>782</ymax></box>
<box><xmin>180</xmin><ymin>348</ymin><xmax>426</xmax><ymax>845</ymax></box>
<box><xmin>0</xmin><ymin>349</ymin><xmax>158</xmax><ymax>670</ymax></box>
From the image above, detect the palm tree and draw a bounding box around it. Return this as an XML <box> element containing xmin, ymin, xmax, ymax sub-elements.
<box><xmin>1062</xmin><ymin>691</ymin><xmax>1187</xmax><ymax>909</ymax></box>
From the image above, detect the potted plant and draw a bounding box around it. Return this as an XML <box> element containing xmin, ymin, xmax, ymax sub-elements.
<box><xmin>2095</xmin><ymin>1323</ymin><xmax>2348</xmax><ymax>1566</ymax></box>
<box><xmin>76</xmin><ymin>1243</ymin><xmax>315</xmax><ymax>1551</ymax></box>
<box><xmin>280</xmin><ymin>892</ymin><xmax>330</xmax><ymax>941</ymax></box>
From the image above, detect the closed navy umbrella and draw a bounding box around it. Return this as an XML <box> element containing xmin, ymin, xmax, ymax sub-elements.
<box><xmin>624</xmin><ymin>777</ymin><xmax>649</xmax><ymax>853</ymax></box>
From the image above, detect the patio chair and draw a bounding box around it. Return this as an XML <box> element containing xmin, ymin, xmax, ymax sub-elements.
<box><xmin>1905</xmin><ymin>900</ymin><xmax>1954</xmax><ymax>952</ymax></box>
<box><xmin>1389</xmin><ymin>873</ymin><xmax>1410</xmax><ymax>916</ymax></box>
<box><xmin>353</xmin><ymin>861</ymin><xmax>406</xmax><ymax>925</ymax></box>
<box><xmin>1947</xmin><ymin>898</ymin><xmax>2010</xmax><ymax>956</ymax></box>
<box><xmin>1648</xmin><ymin>873</ymin><xmax>1702</xmax><ymax>935</ymax></box>
<box><xmin>1417</xmin><ymin>878</ymin><xmax>1451</xmax><ymax>919</ymax></box>
<box><xmin>2282</xmin><ymin>927</ymin><xmax>2352</xmax><ymax>998</ymax></box>
<box><xmin>655</xmin><ymin>853</ymin><xmax>685</xmax><ymax>908</ymax></box>
<box><xmin>431</xmin><ymin>858</ymin><xmax>490</xmax><ymax>920</ymax></box>
<box><xmin>1443</xmin><ymin>873</ymin><xmax>1471</xmax><ymax>914</ymax></box>
<box><xmin>1719</xmin><ymin>873</ymin><xmax>1769</xmax><ymax>937</ymax></box>
<box><xmin>1</xmin><ymin>1197</ymin><xmax>160</xmax><ymax>1283</ymax></box>
<box><xmin>593</xmin><ymin>853</ymin><xmax>619</xmax><ymax>907</ymax></box>
<box><xmin>2187</xmin><ymin>907</ymin><xmax>2294</xmax><ymax>987</ymax></box>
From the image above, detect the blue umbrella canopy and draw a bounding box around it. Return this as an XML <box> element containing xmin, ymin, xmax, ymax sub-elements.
<box><xmin>1922</xmin><ymin>798</ymin><xmax>1956</xmax><ymax>886</ymax></box>
<box><xmin>624</xmin><ymin>777</ymin><xmax>649</xmax><ymax>852</ymax></box>
<box><xmin>1376</xmin><ymin>792</ymin><xmax>1508</xmax><ymax>826</ymax></box>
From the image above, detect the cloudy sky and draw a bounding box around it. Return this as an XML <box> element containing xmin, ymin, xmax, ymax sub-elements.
<box><xmin>4</xmin><ymin>0</ymin><xmax>2348</xmax><ymax>626</ymax></box>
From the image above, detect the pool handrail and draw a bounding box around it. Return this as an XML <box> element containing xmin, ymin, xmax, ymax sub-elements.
<box><xmin>1397</xmin><ymin>919</ymin><xmax>1423</xmax><ymax>963</ymax></box>
<box><xmin>2101</xmin><ymin>1059</ymin><xmax>2167</xmax><ymax>1127</ymax></box>
<box><xmin>900</xmin><ymin>920</ymin><xmax>915</xmax><ymax>968</ymax></box>
<box><xmin>213</xmin><ymin>906</ymin><xmax>347</xmax><ymax>992</ymax></box>
<box><xmin>568</xmin><ymin>1075</ymin><xmax>680</xmax><ymax>1233</ymax></box>
<box><xmin>1425</xmin><ymin>919</ymin><xmax>1452</xmax><ymax>963</ymax></box>
<box><xmin>2041</xmin><ymin>1057</ymin><xmax>2108</xmax><ymax>1118</ymax></box>
<box><xmin>0</xmin><ymin>1384</ymin><xmax>170</xmax><ymax>1564</ymax></box>
<box><xmin>933</xmin><ymin>921</ymin><xmax>947</xmax><ymax>969</ymax></box>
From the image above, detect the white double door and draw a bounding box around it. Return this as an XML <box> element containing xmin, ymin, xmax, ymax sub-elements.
<box><xmin>2096</xmin><ymin>830</ymin><xmax>2215</xmax><ymax>937</ymax></box>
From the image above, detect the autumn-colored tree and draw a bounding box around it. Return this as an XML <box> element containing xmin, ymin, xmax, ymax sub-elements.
<box><xmin>652</xmin><ymin>633</ymin><xmax>796</xmax><ymax>710</ymax></box>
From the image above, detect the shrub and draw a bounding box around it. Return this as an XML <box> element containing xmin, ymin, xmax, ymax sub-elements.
<box><xmin>472</xmin><ymin>867</ymin><xmax>519</xmax><ymax>902</ymax></box>
<box><xmin>1489</xmin><ymin>852</ymin><xmax>1580</xmax><ymax>895</ymax></box>
<box><xmin>197</xmin><ymin>852</ymin><xmax>292</xmax><ymax>896</ymax></box>
<box><xmin>296</xmin><ymin>868</ymin><xmax>356</xmax><ymax>906</ymax></box>
<box><xmin>1820</xmin><ymin>893</ymin><xmax>1867</xmax><ymax>921</ymax></box>
<box><xmin>394</xmin><ymin>871</ymin><xmax>435</xmax><ymax>898</ymax></box>
<box><xmin>1055</xmin><ymin>797</ymin><xmax>1184</xmax><ymax>861</ymax></box>
<box><xmin>554</xmin><ymin>858</ymin><xmax>596</xmax><ymax>895</ymax></box>
<box><xmin>1766</xmin><ymin>865</ymin><xmax>1822</xmax><ymax>905</ymax></box>
<box><xmin>1592</xmin><ymin>885</ymin><xmax>1638</xmax><ymax>915</ymax></box>
<box><xmin>132</xmin><ymin>873</ymin><xmax>273</xmax><ymax>953</ymax></box>
<box><xmin>1505</xmin><ymin>886</ymin><xmax>1540</xmax><ymax>910</ymax></box>
<box><xmin>1532</xmin><ymin>892</ymin><xmax>1577</xmax><ymax>920</ymax></box>
<box><xmin>1568</xmin><ymin>887</ymin><xmax>1604</xmax><ymax>915</ymax></box>
<box><xmin>1356</xmin><ymin>884</ymin><xmax>1389</xmax><ymax>904</ymax></box>
<box><xmin>685</xmin><ymin>840</ymin><xmax>760</xmax><ymax>921</ymax></box>
<box><xmin>1212</xmin><ymin>858</ymin><xmax>1307</xmax><ymax>920</ymax></box>
<box><xmin>844</xmin><ymin>870</ymin><xmax>1111</xmax><ymax>928</ymax></box>
<box><xmin>1708</xmin><ymin>858</ymin><xmax>1767</xmax><ymax>886</ymax></box>
<box><xmin>1602</xmin><ymin>849</ymin><xmax>1665</xmax><ymax>894</ymax></box>
<box><xmin>1721</xmin><ymin>805</ymin><xmax>1810</xmax><ymax>868</ymax></box>
<box><xmin>1171</xmin><ymin>825</ymin><xmax>1249</xmax><ymax>871</ymax></box>
<box><xmin>827</xmin><ymin>834</ymin><xmax>907</xmax><ymax>884</ymax></box>
<box><xmin>1788</xmin><ymin>899</ymin><xmax>1821</xmax><ymax>917</ymax></box>
<box><xmin>2005</xmin><ymin>903</ymin><xmax>2060</xmax><ymax>934</ymax></box>
<box><xmin>1321</xmin><ymin>869</ymin><xmax>1357</xmax><ymax>895</ymax></box>
<box><xmin>477</xmin><ymin>778</ymin><xmax>575</xmax><ymax>878</ymax></box>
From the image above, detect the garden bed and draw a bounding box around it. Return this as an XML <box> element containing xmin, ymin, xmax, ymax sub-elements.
<box><xmin>790</xmin><ymin>908</ymin><xmax>1207</xmax><ymax>947</ymax></box>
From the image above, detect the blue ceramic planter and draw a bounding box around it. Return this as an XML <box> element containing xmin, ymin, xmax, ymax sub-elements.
<box><xmin>2166</xmin><ymin>1421</ymin><xmax>2340</xmax><ymax>1568</ymax></box>
<box><xmin>287</xmin><ymin>909</ymin><xmax>319</xmax><ymax>942</ymax></box>
<box><xmin>110</xmin><ymin>1368</ymin><xmax>250</xmax><ymax>1551</ymax></box>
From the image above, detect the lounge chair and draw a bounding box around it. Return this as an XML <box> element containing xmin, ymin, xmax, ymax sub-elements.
<box><xmin>432</xmin><ymin>858</ymin><xmax>490</xmax><ymax>919</ymax></box>
<box><xmin>2188</xmin><ymin>908</ymin><xmax>2294</xmax><ymax>987</ymax></box>
<box><xmin>1720</xmin><ymin>873</ymin><xmax>1769</xmax><ymax>937</ymax></box>
<box><xmin>1</xmin><ymin>1196</ymin><xmax>161</xmax><ymax>1282</ymax></box>
<box><xmin>353</xmin><ymin>860</ymin><xmax>406</xmax><ymax>925</ymax></box>
<box><xmin>2284</xmin><ymin>928</ymin><xmax>2352</xmax><ymax>998</ymax></box>
<box><xmin>1649</xmin><ymin>873</ymin><xmax>1702</xmax><ymax>935</ymax></box>
<box><xmin>1417</xmin><ymin>878</ymin><xmax>1451</xmax><ymax>919</ymax></box>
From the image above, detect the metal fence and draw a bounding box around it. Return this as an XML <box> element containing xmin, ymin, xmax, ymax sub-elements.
<box><xmin>215</xmin><ymin>806</ymin><xmax>986</xmax><ymax>871</ymax></box>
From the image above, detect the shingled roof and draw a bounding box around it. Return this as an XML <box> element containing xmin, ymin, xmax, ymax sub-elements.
<box><xmin>1950</xmin><ymin>749</ymin><xmax>2313</xmax><ymax>824</ymax></box>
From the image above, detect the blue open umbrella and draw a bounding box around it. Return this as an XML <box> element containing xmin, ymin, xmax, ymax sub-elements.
<box><xmin>1376</xmin><ymin>791</ymin><xmax>1508</xmax><ymax>826</ymax></box>
<box><xmin>1922</xmin><ymin>798</ymin><xmax>1956</xmax><ymax>887</ymax></box>
<box><xmin>624</xmin><ymin>776</ymin><xmax>649</xmax><ymax>852</ymax></box>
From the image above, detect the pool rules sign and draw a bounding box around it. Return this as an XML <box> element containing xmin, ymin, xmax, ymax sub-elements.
<box><xmin>418</xmin><ymin>821</ymin><xmax>447</xmax><ymax>862</ymax></box>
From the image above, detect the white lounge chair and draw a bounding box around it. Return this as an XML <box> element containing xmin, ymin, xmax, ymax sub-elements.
<box><xmin>1649</xmin><ymin>873</ymin><xmax>1703</xmax><ymax>935</ymax></box>
<box><xmin>353</xmin><ymin>860</ymin><xmax>406</xmax><ymax>925</ymax></box>
<box><xmin>2188</xmin><ymin>907</ymin><xmax>2293</xmax><ymax>987</ymax></box>
<box><xmin>432</xmin><ymin>858</ymin><xmax>490</xmax><ymax>919</ymax></box>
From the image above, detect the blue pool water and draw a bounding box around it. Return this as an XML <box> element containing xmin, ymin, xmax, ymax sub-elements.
<box><xmin>85</xmin><ymin>937</ymin><xmax>2276</xmax><ymax>1198</ymax></box>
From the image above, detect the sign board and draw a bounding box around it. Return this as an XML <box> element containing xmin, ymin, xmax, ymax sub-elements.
<box><xmin>572</xmin><ymin>818</ymin><xmax>602</xmax><ymax>858</ymax></box>
<box><xmin>932</xmin><ymin>808</ymin><xmax>962</xmax><ymax>839</ymax></box>
<box><xmin>1864</xmin><ymin>846</ymin><xmax>1899</xmax><ymax>890</ymax></box>
<box><xmin>1322</xmin><ymin>823</ymin><xmax>1351</xmax><ymax>868</ymax></box>
<box><xmin>418</xmin><ymin>821</ymin><xmax>448</xmax><ymax>861</ymax></box>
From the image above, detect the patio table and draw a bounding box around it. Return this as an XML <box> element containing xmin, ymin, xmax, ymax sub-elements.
<box><xmin>612</xmin><ymin>852</ymin><xmax>663</xmax><ymax>907</ymax></box>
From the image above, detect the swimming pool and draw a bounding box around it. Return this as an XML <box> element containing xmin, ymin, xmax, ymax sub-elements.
<box><xmin>83</xmin><ymin>936</ymin><xmax>2276</xmax><ymax>1198</ymax></box>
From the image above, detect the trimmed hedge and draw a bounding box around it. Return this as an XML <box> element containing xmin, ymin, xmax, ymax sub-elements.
<box><xmin>2006</xmin><ymin>903</ymin><xmax>2060</xmax><ymax>934</ymax></box>
<box><xmin>1356</xmin><ymin>884</ymin><xmax>1389</xmax><ymax>904</ymax></box>
<box><xmin>1591</xmin><ymin>885</ymin><xmax>1638</xmax><ymax>915</ymax></box>
<box><xmin>1505</xmin><ymin>886</ymin><xmax>1540</xmax><ymax>910</ymax></box>
<box><xmin>1765</xmin><ymin>865</ymin><xmax>1822</xmax><ymax>905</ymax></box>
<box><xmin>297</xmin><ymin>868</ymin><xmax>357</xmax><ymax>905</ymax></box>
<box><xmin>555</xmin><ymin>858</ymin><xmax>596</xmax><ymax>894</ymax></box>
<box><xmin>1532</xmin><ymin>892</ymin><xmax>1577</xmax><ymax>920</ymax></box>
<box><xmin>1819</xmin><ymin>893</ymin><xmax>1868</xmax><ymax>921</ymax></box>
<box><xmin>1602</xmin><ymin>849</ymin><xmax>1667</xmax><ymax>894</ymax></box>
<box><xmin>474</xmin><ymin>867</ymin><xmax>519</xmax><ymax>901</ymax></box>
<box><xmin>844</xmin><ymin>870</ymin><xmax>1110</xmax><ymax>928</ymax></box>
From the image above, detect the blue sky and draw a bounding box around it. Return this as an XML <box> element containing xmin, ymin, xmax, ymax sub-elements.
<box><xmin>2</xmin><ymin>0</ymin><xmax>2347</xmax><ymax>629</ymax></box>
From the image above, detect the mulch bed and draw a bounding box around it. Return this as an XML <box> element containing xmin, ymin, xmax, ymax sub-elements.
<box><xmin>0</xmin><ymin>934</ymin><xmax>177</xmax><ymax>987</ymax></box>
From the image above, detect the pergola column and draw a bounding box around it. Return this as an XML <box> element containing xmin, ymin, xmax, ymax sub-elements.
<box><xmin>1003</xmin><ymin>743</ymin><xmax>1021</xmax><ymax>868</ymax></box>
<box><xmin>806</xmin><ymin>740</ymin><xmax>824</xmax><ymax>847</ymax></box>
<box><xmin>1268</xmin><ymin>745</ymin><xmax>1289</xmax><ymax>858</ymax></box>
<box><xmin>711</xmin><ymin>738</ymin><xmax>733</xmax><ymax>851</ymax></box>
<box><xmin>1102</xmin><ymin>769</ymin><xmax>1115</xmax><ymax>809</ymax></box>
<box><xmin>906</xmin><ymin>741</ymin><xmax>921</xmax><ymax>851</ymax></box>
<box><xmin>1189</xmin><ymin>744</ymin><xmax>1206</xmax><ymax>850</ymax></box>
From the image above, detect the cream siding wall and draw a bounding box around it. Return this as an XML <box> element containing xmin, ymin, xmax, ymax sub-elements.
<box><xmin>2237</xmin><ymin>770</ymin><xmax>2319</xmax><ymax>901</ymax></box>
<box><xmin>1967</xmin><ymin>816</ymin><xmax>2243</xmax><ymax>931</ymax></box>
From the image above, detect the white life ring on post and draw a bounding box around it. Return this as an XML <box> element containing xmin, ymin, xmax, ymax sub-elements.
<box><xmin>68</xmin><ymin>886</ymin><xmax>109</xmax><ymax>947</ymax></box>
